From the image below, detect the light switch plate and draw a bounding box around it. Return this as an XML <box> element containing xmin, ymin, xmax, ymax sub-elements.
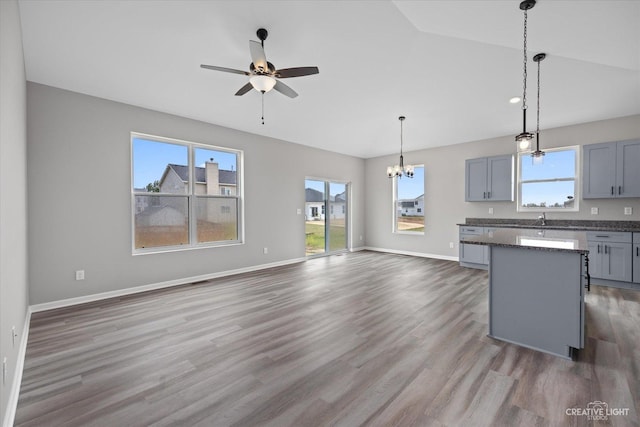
<box><xmin>296</xmin><ymin>208</ymin><xmax>302</xmax><ymax>215</ymax></box>
<box><xmin>624</xmin><ymin>207</ymin><xmax>632</xmax><ymax>215</ymax></box>
<box><xmin>591</xmin><ymin>207</ymin><xmax>598</xmax><ymax>215</ymax></box>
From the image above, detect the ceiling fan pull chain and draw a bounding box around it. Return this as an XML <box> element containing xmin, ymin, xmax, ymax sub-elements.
<box><xmin>261</xmin><ymin>91</ymin><xmax>265</xmax><ymax>125</ymax></box>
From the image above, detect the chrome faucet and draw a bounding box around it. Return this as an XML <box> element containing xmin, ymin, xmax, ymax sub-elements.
<box><xmin>538</xmin><ymin>212</ymin><xmax>546</xmax><ymax>226</ymax></box>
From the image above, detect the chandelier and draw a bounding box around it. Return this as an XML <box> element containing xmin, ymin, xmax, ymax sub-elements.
<box><xmin>387</xmin><ymin>116</ymin><xmax>414</xmax><ymax>178</ymax></box>
<box><xmin>515</xmin><ymin>0</ymin><xmax>536</xmax><ymax>152</ymax></box>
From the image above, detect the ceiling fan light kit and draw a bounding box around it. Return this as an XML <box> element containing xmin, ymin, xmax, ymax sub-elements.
<box><xmin>200</xmin><ymin>28</ymin><xmax>319</xmax><ymax>124</ymax></box>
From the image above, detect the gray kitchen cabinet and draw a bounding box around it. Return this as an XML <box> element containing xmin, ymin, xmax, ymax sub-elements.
<box><xmin>465</xmin><ymin>155</ymin><xmax>513</xmax><ymax>202</ymax></box>
<box><xmin>586</xmin><ymin>232</ymin><xmax>632</xmax><ymax>283</ymax></box>
<box><xmin>459</xmin><ymin>226</ymin><xmax>487</xmax><ymax>268</ymax></box>
<box><xmin>634</xmin><ymin>234</ymin><xmax>640</xmax><ymax>284</ymax></box>
<box><xmin>583</xmin><ymin>139</ymin><xmax>640</xmax><ymax>198</ymax></box>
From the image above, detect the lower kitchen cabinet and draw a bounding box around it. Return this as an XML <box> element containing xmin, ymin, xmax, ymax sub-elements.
<box><xmin>634</xmin><ymin>233</ymin><xmax>640</xmax><ymax>283</ymax></box>
<box><xmin>459</xmin><ymin>226</ymin><xmax>488</xmax><ymax>269</ymax></box>
<box><xmin>586</xmin><ymin>232</ymin><xmax>633</xmax><ymax>283</ymax></box>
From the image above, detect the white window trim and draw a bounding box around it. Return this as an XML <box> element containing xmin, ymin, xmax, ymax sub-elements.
<box><xmin>392</xmin><ymin>164</ymin><xmax>425</xmax><ymax>235</ymax></box>
<box><xmin>131</xmin><ymin>132</ymin><xmax>244</xmax><ymax>255</ymax></box>
<box><xmin>517</xmin><ymin>145</ymin><xmax>579</xmax><ymax>213</ymax></box>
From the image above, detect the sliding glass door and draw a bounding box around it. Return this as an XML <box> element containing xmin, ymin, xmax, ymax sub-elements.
<box><xmin>305</xmin><ymin>179</ymin><xmax>349</xmax><ymax>256</ymax></box>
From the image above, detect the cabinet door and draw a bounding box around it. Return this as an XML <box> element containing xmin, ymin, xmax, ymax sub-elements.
<box><xmin>487</xmin><ymin>155</ymin><xmax>513</xmax><ymax>201</ymax></box>
<box><xmin>602</xmin><ymin>242</ymin><xmax>632</xmax><ymax>282</ymax></box>
<box><xmin>587</xmin><ymin>241</ymin><xmax>603</xmax><ymax>279</ymax></box>
<box><xmin>465</xmin><ymin>158</ymin><xmax>488</xmax><ymax>201</ymax></box>
<box><xmin>460</xmin><ymin>243</ymin><xmax>486</xmax><ymax>265</ymax></box>
<box><xmin>616</xmin><ymin>140</ymin><xmax>640</xmax><ymax>197</ymax></box>
<box><xmin>634</xmin><ymin>244</ymin><xmax>640</xmax><ymax>284</ymax></box>
<box><xmin>583</xmin><ymin>142</ymin><xmax>616</xmax><ymax>199</ymax></box>
<box><xmin>633</xmin><ymin>245</ymin><xmax>640</xmax><ymax>283</ymax></box>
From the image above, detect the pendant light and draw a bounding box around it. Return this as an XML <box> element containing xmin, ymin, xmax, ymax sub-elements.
<box><xmin>387</xmin><ymin>116</ymin><xmax>414</xmax><ymax>178</ymax></box>
<box><xmin>515</xmin><ymin>0</ymin><xmax>536</xmax><ymax>152</ymax></box>
<box><xmin>531</xmin><ymin>53</ymin><xmax>546</xmax><ymax>164</ymax></box>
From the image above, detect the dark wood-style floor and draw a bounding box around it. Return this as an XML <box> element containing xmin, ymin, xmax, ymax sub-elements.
<box><xmin>14</xmin><ymin>251</ymin><xmax>640</xmax><ymax>426</ymax></box>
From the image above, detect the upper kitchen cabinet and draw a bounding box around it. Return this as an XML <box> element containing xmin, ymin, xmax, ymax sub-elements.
<box><xmin>583</xmin><ymin>139</ymin><xmax>640</xmax><ymax>199</ymax></box>
<box><xmin>465</xmin><ymin>155</ymin><xmax>513</xmax><ymax>202</ymax></box>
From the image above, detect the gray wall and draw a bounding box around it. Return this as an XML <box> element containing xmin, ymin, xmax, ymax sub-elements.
<box><xmin>365</xmin><ymin>115</ymin><xmax>640</xmax><ymax>258</ymax></box>
<box><xmin>0</xmin><ymin>0</ymin><xmax>29</xmax><ymax>422</ymax></box>
<box><xmin>27</xmin><ymin>82</ymin><xmax>366</xmax><ymax>305</ymax></box>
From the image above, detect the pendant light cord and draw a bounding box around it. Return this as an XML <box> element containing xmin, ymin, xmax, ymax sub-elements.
<box><xmin>536</xmin><ymin>55</ymin><xmax>541</xmax><ymax>135</ymax></box>
<box><xmin>522</xmin><ymin>9</ymin><xmax>528</xmax><ymax>113</ymax></box>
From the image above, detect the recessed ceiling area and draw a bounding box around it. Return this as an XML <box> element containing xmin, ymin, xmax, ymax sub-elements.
<box><xmin>18</xmin><ymin>0</ymin><xmax>640</xmax><ymax>158</ymax></box>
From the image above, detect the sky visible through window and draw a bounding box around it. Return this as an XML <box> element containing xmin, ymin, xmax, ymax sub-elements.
<box><xmin>520</xmin><ymin>149</ymin><xmax>576</xmax><ymax>207</ymax></box>
<box><xmin>397</xmin><ymin>166</ymin><xmax>424</xmax><ymax>199</ymax></box>
<box><xmin>132</xmin><ymin>137</ymin><xmax>237</xmax><ymax>189</ymax></box>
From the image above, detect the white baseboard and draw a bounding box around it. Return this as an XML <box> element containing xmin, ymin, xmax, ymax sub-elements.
<box><xmin>363</xmin><ymin>246</ymin><xmax>459</xmax><ymax>262</ymax></box>
<box><xmin>3</xmin><ymin>309</ymin><xmax>31</xmax><ymax>427</ymax></box>
<box><xmin>30</xmin><ymin>257</ymin><xmax>306</xmax><ymax>313</ymax></box>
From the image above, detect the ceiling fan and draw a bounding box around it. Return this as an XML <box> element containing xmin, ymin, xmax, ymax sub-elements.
<box><xmin>200</xmin><ymin>28</ymin><xmax>319</xmax><ymax>99</ymax></box>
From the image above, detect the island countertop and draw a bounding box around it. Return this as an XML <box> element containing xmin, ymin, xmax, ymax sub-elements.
<box><xmin>461</xmin><ymin>227</ymin><xmax>589</xmax><ymax>254</ymax></box>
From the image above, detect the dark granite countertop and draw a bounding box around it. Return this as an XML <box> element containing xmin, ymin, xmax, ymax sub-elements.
<box><xmin>461</xmin><ymin>228</ymin><xmax>589</xmax><ymax>254</ymax></box>
<box><xmin>458</xmin><ymin>218</ymin><xmax>640</xmax><ymax>233</ymax></box>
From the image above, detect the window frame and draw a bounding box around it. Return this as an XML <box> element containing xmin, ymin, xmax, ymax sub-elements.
<box><xmin>392</xmin><ymin>164</ymin><xmax>425</xmax><ymax>235</ymax></box>
<box><xmin>517</xmin><ymin>145</ymin><xmax>579</xmax><ymax>213</ymax></box>
<box><xmin>131</xmin><ymin>132</ymin><xmax>244</xmax><ymax>254</ymax></box>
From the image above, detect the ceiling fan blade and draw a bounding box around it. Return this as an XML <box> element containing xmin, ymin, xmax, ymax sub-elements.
<box><xmin>249</xmin><ymin>40</ymin><xmax>268</xmax><ymax>72</ymax></box>
<box><xmin>273</xmin><ymin>80</ymin><xmax>298</xmax><ymax>98</ymax></box>
<box><xmin>275</xmin><ymin>66</ymin><xmax>319</xmax><ymax>78</ymax></box>
<box><xmin>234</xmin><ymin>82</ymin><xmax>254</xmax><ymax>96</ymax></box>
<box><xmin>200</xmin><ymin>64</ymin><xmax>250</xmax><ymax>76</ymax></box>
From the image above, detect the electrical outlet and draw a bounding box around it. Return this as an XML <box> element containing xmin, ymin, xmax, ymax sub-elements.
<box><xmin>263</xmin><ymin>247</ymin><xmax>268</xmax><ymax>254</ymax></box>
<box><xmin>488</xmin><ymin>208</ymin><xmax>494</xmax><ymax>214</ymax></box>
<box><xmin>296</xmin><ymin>208</ymin><xmax>302</xmax><ymax>215</ymax></box>
<box><xmin>591</xmin><ymin>207</ymin><xmax>598</xmax><ymax>215</ymax></box>
<box><xmin>75</xmin><ymin>270</ymin><xmax>85</xmax><ymax>280</ymax></box>
<box><xmin>449</xmin><ymin>242</ymin><xmax>454</xmax><ymax>249</ymax></box>
<box><xmin>359</xmin><ymin>235</ymin><xmax>363</xmax><ymax>241</ymax></box>
<box><xmin>624</xmin><ymin>207</ymin><xmax>632</xmax><ymax>215</ymax></box>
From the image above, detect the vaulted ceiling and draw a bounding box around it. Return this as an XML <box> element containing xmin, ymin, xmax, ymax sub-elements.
<box><xmin>18</xmin><ymin>0</ymin><xmax>640</xmax><ymax>158</ymax></box>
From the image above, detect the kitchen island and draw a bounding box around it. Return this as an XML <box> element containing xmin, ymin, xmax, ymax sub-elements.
<box><xmin>462</xmin><ymin>228</ymin><xmax>589</xmax><ymax>359</ymax></box>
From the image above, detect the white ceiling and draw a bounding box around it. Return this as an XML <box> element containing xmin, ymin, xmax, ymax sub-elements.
<box><xmin>18</xmin><ymin>0</ymin><xmax>640</xmax><ymax>158</ymax></box>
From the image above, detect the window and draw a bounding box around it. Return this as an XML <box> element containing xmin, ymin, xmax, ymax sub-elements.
<box><xmin>131</xmin><ymin>133</ymin><xmax>242</xmax><ymax>252</ymax></box>
<box><xmin>393</xmin><ymin>165</ymin><xmax>425</xmax><ymax>233</ymax></box>
<box><xmin>518</xmin><ymin>146</ymin><xmax>578</xmax><ymax>211</ymax></box>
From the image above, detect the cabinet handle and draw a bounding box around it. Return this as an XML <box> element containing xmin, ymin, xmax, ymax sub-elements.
<box><xmin>483</xmin><ymin>192</ymin><xmax>486</xmax><ymax>199</ymax></box>
<box><xmin>597</xmin><ymin>244</ymin><xmax>600</xmax><ymax>254</ymax></box>
<box><xmin>619</xmin><ymin>186</ymin><xmax>622</xmax><ymax>195</ymax></box>
<box><xmin>487</xmin><ymin>191</ymin><xmax>491</xmax><ymax>199</ymax></box>
<box><xmin>637</xmin><ymin>247</ymin><xmax>639</xmax><ymax>257</ymax></box>
<box><xmin>604</xmin><ymin>245</ymin><xmax>608</xmax><ymax>254</ymax></box>
<box><xmin>595</xmin><ymin>235</ymin><xmax>609</xmax><ymax>238</ymax></box>
<box><xmin>611</xmin><ymin>186</ymin><xmax>614</xmax><ymax>195</ymax></box>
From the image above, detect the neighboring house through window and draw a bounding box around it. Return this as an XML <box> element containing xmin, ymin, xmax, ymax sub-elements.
<box><xmin>131</xmin><ymin>133</ymin><xmax>243</xmax><ymax>252</ymax></box>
